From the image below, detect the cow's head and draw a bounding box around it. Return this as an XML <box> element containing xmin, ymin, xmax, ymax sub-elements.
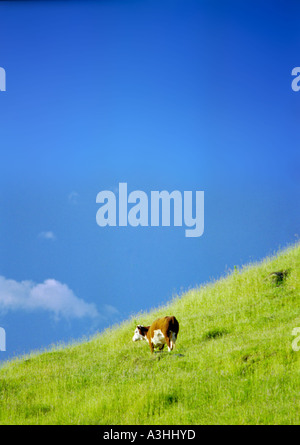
<box><xmin>132</xmin><ymin>325</ymin><xmax>149</xmax><ymax>342</ymax></box>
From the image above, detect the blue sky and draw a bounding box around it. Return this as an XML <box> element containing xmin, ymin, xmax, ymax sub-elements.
<box><xmin>0</xmin><ymin>0</ymin><xmax>299</xmax><ymax>361</ymax></box>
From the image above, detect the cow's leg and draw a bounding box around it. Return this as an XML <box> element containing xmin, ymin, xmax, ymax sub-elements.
<box><xmin>171</xmin><ymin>332</ymin><xmax>177</xmax><ymax>349</ymax></box>
<box><xmin>159</xmin><ymin>344</ymin><xmax>165</xmax><ymax>351</ymax></box>
<box><xmin>149</xmin><ymin>342</ymin><xmax>154</xmax><ymax>354</ymax></box>
<box><xmin>165</xmin><ymin>336</ymin><xmax>172</xmax><ymax>352</ymax></box>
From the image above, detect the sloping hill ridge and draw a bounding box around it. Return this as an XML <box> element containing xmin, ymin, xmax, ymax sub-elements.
<box><xmin>0</xmin><ymin>244</ymin><xmax>299</xmax><ymax>425</ymax></box>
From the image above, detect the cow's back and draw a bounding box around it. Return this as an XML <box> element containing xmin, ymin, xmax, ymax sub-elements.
<box><xmin>149</xmin><ymin>316</ymin><xmax>179</xmax><ymax>337</ymax></box>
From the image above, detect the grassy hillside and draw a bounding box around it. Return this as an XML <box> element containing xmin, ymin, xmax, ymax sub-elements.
<box><xmin>0</xmin><ymin>244</ymin><xmax>299</xmax><ymax>425</ymax></box>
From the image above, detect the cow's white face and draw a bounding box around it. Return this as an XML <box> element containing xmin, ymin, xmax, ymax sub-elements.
<box><xmin>132</xmin><ymin>326</ymin><xmax>145</xmax><ymax>342</ymax></box>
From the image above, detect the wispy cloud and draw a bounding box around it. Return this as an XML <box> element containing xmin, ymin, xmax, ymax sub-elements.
<box><xmin>38</xmin><ymin>231</ymin><xmax>56</xmax><ymax>241</ymax></box>
<box><xmin>0</xmin><ymin>276</ymin><xmax>99</xmax><ymax>320</ymax></box>
<box><xmin>68</xmin><ymin>191</ymin><xmax>79</xmax><ymax>205</ymax></box>
<box><xmin>103</xmin><ymin>304</ymin><xmax>120</xmax><ymax>316</ymax></box>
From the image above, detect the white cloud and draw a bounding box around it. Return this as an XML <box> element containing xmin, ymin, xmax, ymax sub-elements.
<box><xmin>0</xmin><ymin>276</ymin><xmax>99</xmax><ymax>320</ymax></box>
<box><xmin>103</xmin><ymin>304</ymin><xmax>120</xmax><ymax>316</ymax></box>
<box><xmin>38</xmin><ymin>231</ymin><xmax>56</xmax><ymax>241</ymax></box>
<box><xmin>68</xmin><ymin>191</ymin><xmax>79</xmax><ymax>204</ymax></box>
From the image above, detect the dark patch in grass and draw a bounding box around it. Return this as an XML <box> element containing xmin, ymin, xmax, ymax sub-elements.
<box><xmin>239</xmin><ymin>353</ymin><xmax>263</xmax><ymax>375</ymax></box>
<box><xmin>0</xmin><ymin>378</ymin><xmax>20</xmax><ymax>395</ymax></box>
<box><xmin>267</xmin><ymin>269</ymin><xmax>291</xmax><ymax>286</ymax></box>
<box><xmin>24</xmin><ymin>404</ymin><xmax>52</xmax><ymax>418</ymax></box>
<box><xmin>239</xmin><ymin>350</ymin><xmax>277</xmax><ymax>376</ymax></box>
<box><xmin>162</xmin><ymin>393</ymin><xmax>179</xmax><ymax>406</ymax></box>
<box><xmin>202</xmin><ymin>328</ymin><xmax>230</xmax><ymax>340</ymax></box>
<box><xmin>242</xmin><ymin>354</ymin><xmax>254</xmax><ymax>362</ymax></box>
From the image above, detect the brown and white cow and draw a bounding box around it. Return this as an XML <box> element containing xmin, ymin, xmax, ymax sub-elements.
<box><xmin>132</xmin><ymin>316</ymin><xmax>179</xmax><ymax>353</ymax></box>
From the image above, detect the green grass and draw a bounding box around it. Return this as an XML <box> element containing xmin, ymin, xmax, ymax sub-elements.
<box><xmin>0</xmin><ymin>243</ymin><xmax>300</xmax><ymax>425</ymax></box>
